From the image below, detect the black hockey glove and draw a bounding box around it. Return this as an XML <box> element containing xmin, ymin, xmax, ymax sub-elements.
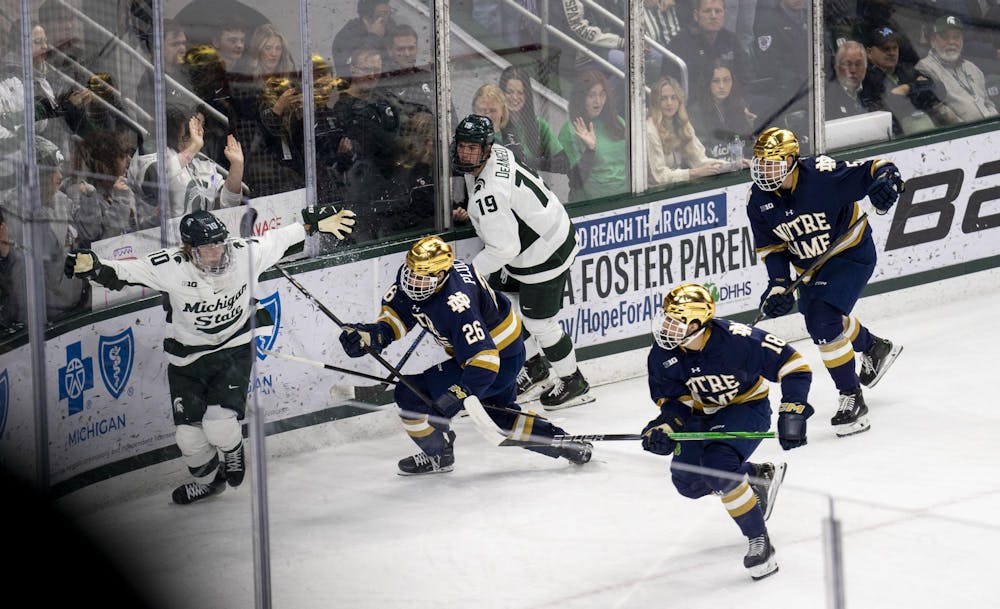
<box><xmin>641</xmin><ymin>411</ymin><xmax>682</xmax><ymax>456</ymax></box>
<box><xmin>777</xmin><ymin>401</ymin><xmax>815</xmax><ymax>450</ymax></box>
<box><xmin>867</xmin><ymin>163</ymin><xmax>904</xmax><ymax>215</ymax></box>
<box><xmin>301</xmin><ymin>205</ymin><xmax>356</xmax><ymax>239</ymax></box>
<box><xmin>64</xmin><ymin>248</ymin><xmax>101</xmax><ymax>279</ymax></box>
<box><xmin>430</xmin><ymin>384</ymin><xmax>469</xmax><ymax>429</ymax></box>
<box><xmin>759</xmin><ymin>279</ymin><xmax>796</xmax><ymax>319</ymax></box>
<box><xmin>339</xmin><ymin>322</ymin><xmax>393</xmax><ymax>358</ymax></box>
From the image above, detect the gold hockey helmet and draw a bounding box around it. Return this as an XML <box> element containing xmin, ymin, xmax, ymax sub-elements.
<box><xmin>750</xmin><ymin>127</ymin><xmax>800</xmax><ymax>191</ymax></box>
<box><xmin>402</xmin><ymin>236</ymin><xmax>454</xmax><ymax>300</ymax></box>
<box><xmin>654</xmin><ymin>283</ymin><xmax>716</xmax><ymax>349</ymax></box>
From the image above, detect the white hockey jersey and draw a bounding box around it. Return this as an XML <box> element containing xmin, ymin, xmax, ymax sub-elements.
<box><xmin>464</xmin><ymin>143</ymin><xmax>579</xmax><ymax>284</ymax></box>
<box><xmin>100</xmin><ymin>224</ymin><xmax>305</xmax><ymax>366</ymax></box>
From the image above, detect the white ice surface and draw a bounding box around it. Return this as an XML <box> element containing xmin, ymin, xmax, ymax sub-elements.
<box><xmin>69</xmin><ymin>269</ymin><xmax>1000</xmax><ymax>608</ymax></box>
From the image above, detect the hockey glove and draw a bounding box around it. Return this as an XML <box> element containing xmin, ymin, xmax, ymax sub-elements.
<box><xmin>777</xmin><ymin>401</ymin><xmax>814</xmax><ymax>450</ymax></box>
<box><xmin>759</xmin><ymin>280</ymin><xmax>796</xmax><ymax>319</ymax></box>
<box><xmin>641</xmin><ymin>412</ymin><xmax>682</xmax><ymax>456</ymax></box>
<box><xmin>338</xmin><ymin>322</ymin><xmax>393</xmax><ymax>358</ymax></box>
<box><xmin>868</xmin><ymin>163</ymin><xmax>904</xmax><ymax>215</ymax></box>
<box><xmin>64</xmin><ymin>248</ymin><xmax>101</xmax><ymax>279</ymax></box>
<box><xmin>301</xmin><ymin>205</ymin><xmax>356</xmax><ymax>239</ymax></box>
<box><xmin>430</xmin><ymin>384</ymin><xmax>470</xmax><ymax>429</ymax></box>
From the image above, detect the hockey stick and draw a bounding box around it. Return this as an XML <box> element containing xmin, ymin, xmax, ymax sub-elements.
<box><xmin>261</xmin><ymin>349</ymin><xmax>395</xmax><ymax>384</ymax></box>
<box><xmin>498</xmin><ymin>431</ymin><xmax>776</xmax><ymax>447</ymax></box>
<box><xmin>752</xmin><ymin>213</ymin><xmax>870</xmax><ymax>326</ymax></box>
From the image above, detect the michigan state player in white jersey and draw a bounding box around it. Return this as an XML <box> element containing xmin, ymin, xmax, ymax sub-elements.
<box><xmin>65</xmin><ymin>206</ymin><xmax>356</xmax><ymax>503</ymax></box>
<box><xmin>453</xmin><ymin>114</ymin><xmax>592</xmax><ymax>410</ymax></box>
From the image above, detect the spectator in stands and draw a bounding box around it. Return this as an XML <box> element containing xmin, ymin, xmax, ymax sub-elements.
<box><xmin>646</xmin><ymin>76</ymin><xmax>726</xmax><ymax>186</ymax></box>
<box><xmin>826</xmin><ymin>40</ymin><xmax>881</xmax><ymax>119</ymax></box>
<box><xmin>386</xmin><ymin>110</ymin><xmax>435</xmax><ymax>235</ymax></box>
<box><xmin>688</xmin><ymin>59</ymin><xmax>755</xmax><ymax>162</ymax></box>
<box><xmin>645</xmin><ymin>0</ymin><xmax>684</xmax><ymax>78</ymax></box>
<box><xmin>550</xmin><ymin>0</ymin><xmax>626</xmax><ymax>95</ymax></box>
<box><xmin>236</xmin><ymin>24</ymin><xmax>296</xmax><ymax>84</ymax></box>
<box><xmin>211</xmin><ymin>21</ymin><xmax>248</xmax><ymax>74</ymax></box>
<box><xmin>725</xmin><ymin>0</ymin><xmax>756</xmax><ymax>57</ymax></box>
<box><xmin>127</xmin><ymin>105</ymin><xmax>245</xmax><ymax>222</ymax></box>
<box><xmin>183</xmin><ymin>45</ymin><xmax>239</xmax><ymax>167</ymax></box>
<box><xmin>260</xmin><ymin>54</ymin><xmax>345</xmax><ymax>199</ymax></box>
<box><xmin>0</xmin><ymin>206</ymin><xmax>21</xmax><ymax>331</ymax></box>
<box><xmin>232</xmin><ymin>23</ymin><xmax>300</xmax><ymax>197</ymax></box>
<box><xmin>664</xmin><ymin>0</ymin><xmax>754</xmax><ymax>96</ymax></box>
<box><xmin>70</xmin><ymin>131</ymin><xmax>156</xmax><ymax>245</ymax></box>
<box><xmin>331</xmin><ymin>0</ymin><xmax>396</xmax><ymax>81</ymax></box>
<box><xmin>557</xmin><ymin>69</ymin><xmax>627</xmax><ymax>203</ymax></box>
<box><xmin>499</xmin><ymin>65</ymin><xmax>568</xmax><ymax>173</ymax></box>
<box><xmin>37</xmin><ymin>0</ymin><xmax>84</xmax><ymax>75</ymax></box>
<box><xmin>916</xmin><ymin>16</ymin><xmax>998</xmax><ymax>123</ymax></box>
<box><xmin>752</xmin><ymin>0</ymin><xmax>809</xmax><ymax>136</ymax></box>
<box><xmin>381</xmin><ymin>24</ymin><xmax>436</xmax><ymax>120</ymax></box>
<box><xmin>861</xmin><ymin>24</ymin><xmax>959</xmax><ymax>134</ymax></box>
<box><xmin>332</xmin><ymin>43</ymin><xmax>403</xmax><ymax>241</ymax></box>
<box><xmin>136</xmin><ymin>19</ymin><xmax>191</xmax><ymax>117</ymax></box>
<box><xmin>1</xmin><ymin>137</ymin><xmax>89</xmax><ymax>324</ymax></box>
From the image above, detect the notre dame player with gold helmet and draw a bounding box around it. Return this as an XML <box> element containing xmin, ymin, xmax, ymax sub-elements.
<box><xmin>641</xmin><ymin>283</ymin><xmax>813</xmax><ymax>580</ymax></box>
<box><xmin>338</xmin><ymin>235</ymin><xmax>593</xmax><ymax>475</ymax></box>
<box><xmin>747</xmin><ymin>127</ymin><xmax>905</xmax><ymax>437</ymax></box>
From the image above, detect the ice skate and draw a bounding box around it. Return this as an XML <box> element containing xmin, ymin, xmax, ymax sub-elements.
<box><xmin>222</xmin><ymin>441</ymin><xmax>245</xmax><ymax>488</ymax></box>
<box><xmin>398</xmin><ymin>431</ymin><xmax>456</xmax><ymax>475</ymax></box>
<box><xmin>749</xmin><ymin>462</ymin><xmax>787</xmax><ymax>521</ymax></box>
<box><xmin>831</xmin><ymin>387</ymin><xmax>870</xmax><ymax>437</ymax></box>
<box><xmin>516</xmin><ymin>355</ymin><xmax>551</xmax><ymax>398</ymax></box>
<box><xmin>557</xmin><ymin>440</ymin><xmax>593</xmax><ymax>465</ymax></box>
<box><xmin>539</xmin><ymin>369</ymin><xmax>594</xmax><ymax>410</ymax></box>
<box><xmin>744</xmin><ymin>533</ymin><xmax>779</xmax><ymax>580</ymax></box>
<box><xmin>860</xmin><ymin>336</ymin><xmax>903</xmax><ymax>388</ymax></box>
<box><xmin>172</xmin><ymin>466</ymin><xmax>227</xmax><ymax>505</ymax></box>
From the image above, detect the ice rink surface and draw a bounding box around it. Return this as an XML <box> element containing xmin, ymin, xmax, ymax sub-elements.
<box><xmin>71</xmin><ymin>269</ymin><xmax>1000</xmax><ymax>608</ymax></box>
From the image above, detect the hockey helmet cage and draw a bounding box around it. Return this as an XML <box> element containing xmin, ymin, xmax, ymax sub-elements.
<box><xmin>401</xmin><ymin>235</ymin><xmax>454</xmax><ymax>300</ymax></box>
<box><xmin>750</xmin><ymin>127</ymin><xmax>799</xmax><ymax>191</ymax></box>
<box><xmin>654</xmin><ymin>283</ymin><xmax>716</xmax><ymax>349</ymax></box>
<box><xmin>451</xmin><ymin>114</ymin><xmax>495</xmax><ymax>173</ymax></box>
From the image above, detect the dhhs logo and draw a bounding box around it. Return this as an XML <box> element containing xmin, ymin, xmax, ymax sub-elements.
<box><xmin>59</xmin><ymin>341</ymin><xmax>94</xmax><ymax>416</ymax></box>
<box><xmin>99</xmin><ymin>328</ymin><xmax>135</xmax><ymax>399</ymax></box>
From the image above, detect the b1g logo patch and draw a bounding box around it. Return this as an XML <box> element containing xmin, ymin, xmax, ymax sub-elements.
<box><xmin>255</xmin><ymin>291</ymin><xmax>282</xmax><ymax>361</ymax></box>
<box><xmin>99</xmin><ymin>328</ymin><xmax>135</xmax><ymax>399</ymax></box>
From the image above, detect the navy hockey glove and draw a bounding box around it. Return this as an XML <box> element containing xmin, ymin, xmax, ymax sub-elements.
<box><xmin>430</xmin><ymin>384</ymin><xmax>470</xmax><ymax>429</ymax></box>
<box><xmin>777</xmin><ymin>401</ymin><xmax>814</xmax><ymax>450</ymax></box>
<box><xmin>868</xmin><ymin>163</ymin><xmax>904</xmax><ymax>215</ymax></box>
<box><xmin>64</xmin><ymin>248</ymin><xmax>101</xmax><ymax>279</ymax></box>
<box><xmin>339</xmin><ymin>322</ymin><xmax>393</xmax><ymax>358</ymax></box>
<box><xmin>641</xmin><ymin>412</ymin><xmax>682</xmax><ymax>456</ymax></box>
<box><xmin>759</xmin><ymin>280</ymin><xmax>796</xmax><ymax>319</ymax></box>
<box><xmin>301</xmin><ymin>205</ymin><xmax>356</xmax><ymax>239</ymax></box>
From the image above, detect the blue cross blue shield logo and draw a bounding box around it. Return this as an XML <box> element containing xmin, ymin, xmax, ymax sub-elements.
<box><xmin>99</xmin><ymin>328</ymin><xmax>135</xmax><ymax>400</ymax></box>
<box><xmin>255</xmin><ymin>291</ymin><xmax>281</xmax><ymax>360</ymax></box>
<box><xmin>59</xmin><ymin>341</ymin><xmax>94</xmax><ymax>416</ymax></box>
<box><xmin>0</xmin><ymin>369</ymin><xmax>8</xmax><ymax>438</ymax></box>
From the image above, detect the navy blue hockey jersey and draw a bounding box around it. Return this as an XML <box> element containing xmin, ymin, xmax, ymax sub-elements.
<box><xmin>648</xmin><ymin>319</ymin><xmax>811</xmax><ymax>420</ymax></box>
<box><xmin>746</xmin><ymin>155</ymin><xmax>887</xmax><ymax>282</ymax></box>
<box><xmin>378</xmin><ymin>260</ymin><xmax>523</xmax><ymax>395</ymax></box>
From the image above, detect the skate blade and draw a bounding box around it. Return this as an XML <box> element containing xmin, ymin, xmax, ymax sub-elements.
<box><xmin>834</xmin><ymin>415</ymin><xmax>871</xmax><ymax>437</ymax></box>
<box><xmin>763</xmin><ymin>462</ymin><xmax>787</xmax><ymax>521</ymax></box>
<box><xmin>516</xmin><ymin>380</ymin><xmax>553</xmax><ymax>402</ymax></box>
<box><xmin>863</xmin><ymin>344</ymin><xmax>904</xmax><ymax>388</ymax></box>
<box><xmin>397</xmin><ymin>464</ymin><xmax>454</xmax><ymax>476</ymax></box>
<box><xmin>541</xmin><ymin>394</ymin><xmax>597</xmax><ymax>411</ymax></box>
<box><xmin>749</xmin><ymin>559</ymin><xmax>779</xmax><ymax>581</ymax></box>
